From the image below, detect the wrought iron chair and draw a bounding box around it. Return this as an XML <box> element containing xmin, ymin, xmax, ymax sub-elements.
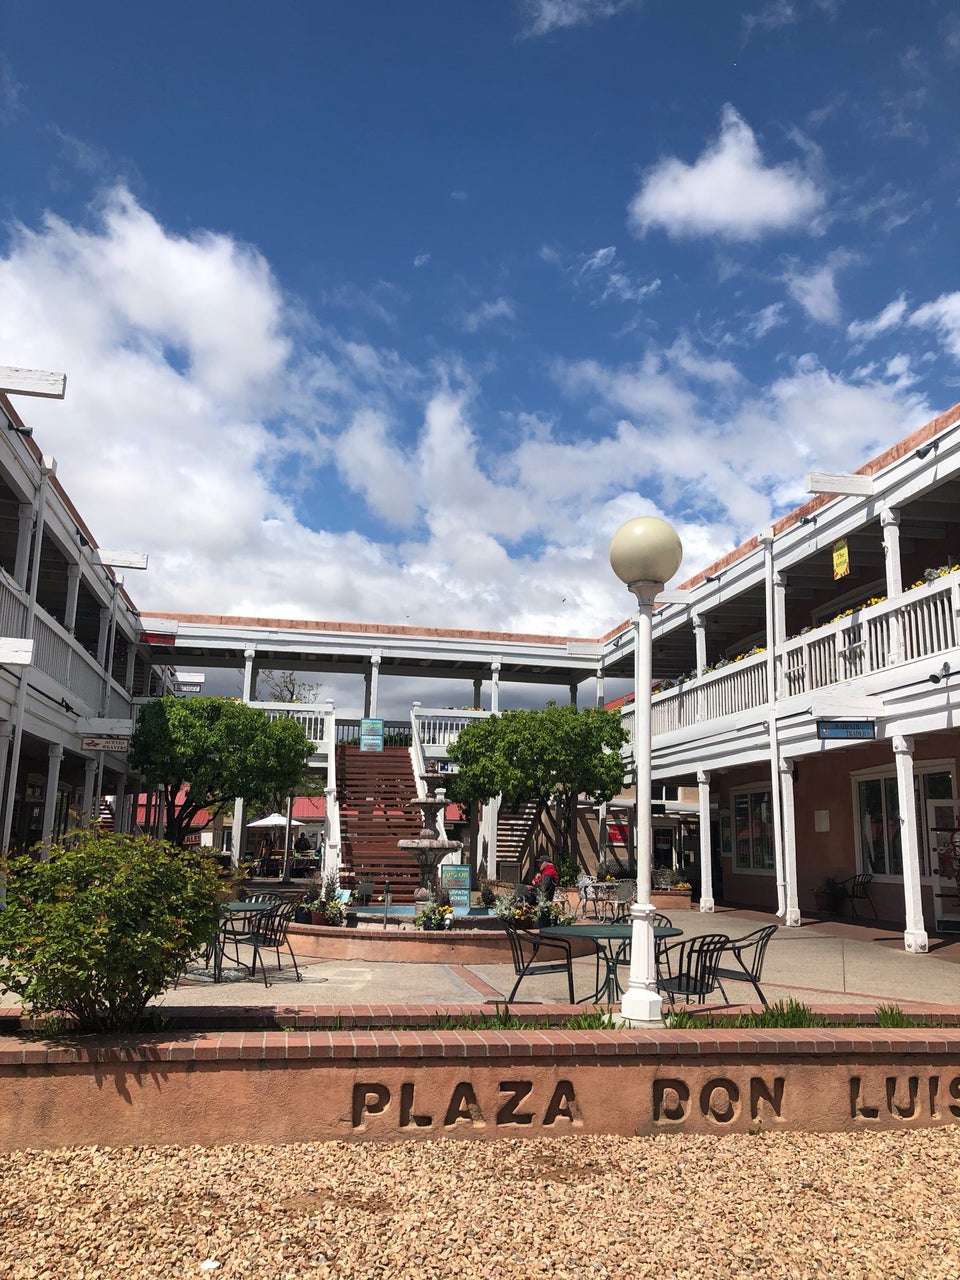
<box><xmin>713</xmin><ymin>924</ymin><xmax>777</xmax><ymax>1006</ymax></box>
<box><xmin>245</xmin><ymin>902</ymin><xmax>303</xmax><ymax>987</ymax></box>
<box><xmin>502</xmin><ymin>921</ymin><xmax>575</xmax><ymax>1004</ymax></box>
<box><xmin>611</xmin><ymin>880</ymin><xmax>637</xmax><ymax>921</ymax></box>
<box><xmin>839</xmin><ymin>872</ymin><xmax>878</xmax><ymax>919</ymax></box>
<box><xmin>656</xmin><ymin>932</ymin><xmax>731</xmax><ymax>1007</ymax></box>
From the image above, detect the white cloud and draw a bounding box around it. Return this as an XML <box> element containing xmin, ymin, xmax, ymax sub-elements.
<box><xmin>461</xmin><ymin>296</ymin><xmax>516</xmax><ymax>333</ymax></box>
<box><xmin>413</xmin><ymin>252</ymin><xmax>430</xmax><ymax>268</ymax></box>
<box><xmin>910</xmin><ymin>292</ymin><xmax>960</xmax><ymax>361</ymax></box>
<box><xmin>0</xmin><ymin>187</ymin><xmax>936</xmax><ymax>652</ymax></box>
<box><xmin>784</xmin><ymin>251</ymin><xmax>857</xmax><ymax>325</ymax></box>
<box><xmin>847</xmin><ymin>295</ymin><xmax>909</xmax><ymax>342</ymax></box>
<box><xmin>628</xmin><ymin>105</ymin><xmax>826</xmax><ymax>241</ymax></box>
<box><xmin>519</xmin><ymin>0</ymin><xmax>638</xmax><ymax>37</ymax></box>
<box><xmin>544</xmin><ymin>243</ymin><xmax>660</xmax><ymax>307</ymax></box>
<box><xmin>746</xmin><ymin>303</ymin><xmax>786</xmax><ymax>338</ymax></box>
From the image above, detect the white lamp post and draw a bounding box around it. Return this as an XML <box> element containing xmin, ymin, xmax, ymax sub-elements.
<box><xmin>609</xmin><ymin>515</ymin><xmax>683</xmax><ymax>1025</ymax></box>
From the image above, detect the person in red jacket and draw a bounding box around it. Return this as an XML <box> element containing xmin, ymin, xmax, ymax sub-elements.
<box><xmin>523</xmin><ymin>854</ymin><xmax>559</xmax><ymax>904</ymax></box>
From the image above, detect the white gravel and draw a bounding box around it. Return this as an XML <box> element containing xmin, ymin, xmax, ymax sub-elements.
<box><xmin>4</xmin><ymin>1130</ymin><xmax>959</xmax><ymax>1279</ymax></box>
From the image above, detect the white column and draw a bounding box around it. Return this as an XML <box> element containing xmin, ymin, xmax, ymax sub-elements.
<box><xmin>242</xmin><ymin>648</ymin><xmax>256</xmax><ymax>702</ymax></box>
<box><xmin>231</xmin><ymin>798</ymin><xmax>246</xmax><ymax>869</ymax></box>
<box><xmin>762</xmin><ymin>530</ymin><xmax>786</xmax><ymax>918</ymax></box>
<box><xmin>893</xmin><ymin>735</ymin><xmax>929</xmax><ymax>952</ymax></box>
<box><xmin>96</xmin><ymin>605</ymin><xmax>110</xmax><ymax>667</ymax></box>
<box><xmin>490</xmin><ymin>661</ymin><xmax>501</xmax><ymax>713</ymax></box>
<box><xmin>773</xmin><ymin>571</ymin><xmax>787</xmax><ymax>645</ymax></box>
<box><xmin>779</xmin><ymin>757</ymin><xmax>801</xmax><ymax>926</ymax></box>
<box><xmin>124</xmin><ymin>639</ymin><xmax>137</xmax><ymax>692</ymax></box>
<box><xmin>595</xmin><ymin>664</ymin><xmax>604</xmax><ymax>708</ymax></box>
<box><xmin>64</xmin><ymin>563</ymin><xmax>81</xmax><ymax>633</ymax></box>
<box><xmin>621</xmin><ymin>593</ymin><xmax>662</xmax><ymax>1024</ymax></box>
<box><xmin>40</xmin><ymin>744</ymin><xmax>64</xmax><ymax>853</ymax></box>
<box><xmin>697</xmin><ymin>768</ymin><xmax>714</xmax><ymax>912</ymax></box>
<box><xmin>693</xmin><ymin>613</ymin><xmax>707</xmax><ymax>675</ymax></box>
<box><xmin>14</xmin><ymin>503</ymin><xmax>32</xmax><ymax>586</ymax></box>
<box><xmin>367</xmin><ymin>652</ymin><xmax>381</xmax><ymax>718</ymax></box>
<box><xmin>881</xmin><ymin>507</ymin><xmax>902</xmax><ymax>597</ymax></box>
<box><xmin>81</xmin><ymin>758</ymin><xmax>97</xmax><ymax>828</ymax></box>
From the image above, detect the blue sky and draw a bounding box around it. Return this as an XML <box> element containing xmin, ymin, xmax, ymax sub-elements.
<box><xmin>2</xmin><ymin>0</ymin><xmax>959</xmax><ymax>652</ymax></box>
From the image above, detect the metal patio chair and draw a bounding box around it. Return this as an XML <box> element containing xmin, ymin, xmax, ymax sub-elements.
<box><xmin>839</xmin><ymin>872</ymin><xmax>878</xmax><ymax>919</ymax></box>
<box><xmin>713</xmin><ymin>924</ymin><xmax>777</xmax><ymax>1006</ymax></box>
<box><xmin>502</xmin><ymin>920</ymin><xmax>575</xmax><ymax>1004</ymax></box>
<box><xmin>657</xmin><ymin>932</ymin><xmax>732</xmax><ymax>1007</ymax></box>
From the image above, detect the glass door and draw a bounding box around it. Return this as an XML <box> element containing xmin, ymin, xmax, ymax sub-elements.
<box><xmin>926</xmin><ymin>799</ymin><xmax>960</xmax><ymax>930</ymax></box>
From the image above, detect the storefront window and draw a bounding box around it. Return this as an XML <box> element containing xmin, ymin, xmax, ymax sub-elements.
<box><xmin>855</xmin><ymin>767</ymin><xmax>954</xmax><ymax>878</ymax></box>
<box><xmin>733</xmin><ymin>788</ymin><xmax>774</xmax><ymax>871</ymax></box>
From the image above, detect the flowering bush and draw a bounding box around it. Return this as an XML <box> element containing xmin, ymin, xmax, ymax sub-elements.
<box><xmin>415</xmin><ymin>898</ymin><xmax>454</xmax><ymax>930</ymax></box>
<box><xmin>909</xmin><ymin>563</ymin><xmax>960</xmax><ymax>589</ymax></box>
<box><xmin>492</xmin><ymin>890</ymin><xmax>574</xmax><ymax>927</ymax></box>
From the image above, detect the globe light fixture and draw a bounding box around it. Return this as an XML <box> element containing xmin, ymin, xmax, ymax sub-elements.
<box><xmin>609</xmin><ymin>515</ymin><xmax>683</xmax><ymax>1025</ymax></box>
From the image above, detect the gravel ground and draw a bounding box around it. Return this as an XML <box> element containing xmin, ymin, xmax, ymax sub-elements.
<box><xmin>4</xmin><ymin>1130</ymin><xmax>960</xmax><ymax>1279</ymax></box>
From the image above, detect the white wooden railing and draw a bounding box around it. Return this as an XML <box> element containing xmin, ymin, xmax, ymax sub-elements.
<box><xmin>253</xmin><ymin>701</ymin><xmax>330</xmax><ymax>748</ymax></box>
<box><xmin>412</xmin><ymin>705</ymin><xmax>489</xmax><ymax>747</ymax></box>
<box><xmin>638</xmin><ymin>573</ymin><xmax>960</xmax><ymax>740</ymax></box>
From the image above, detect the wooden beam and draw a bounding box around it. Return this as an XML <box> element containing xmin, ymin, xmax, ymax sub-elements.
<box><xmin>0</xmin><ymin>366</ymin><xmax>67</xmax><ymax>399</ymax></box>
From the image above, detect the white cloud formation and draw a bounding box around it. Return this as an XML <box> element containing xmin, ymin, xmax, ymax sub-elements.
<box><xmin>910</xmin><ymin>293</ymin><xmax>960</xmax><ymax>361</ymax></box>
<box><xmin>847</xmin><ymin>295</ymin><xmax>909</xmax><ymax>342</ymax></box>
<box><xmin>628</xmin><ymin>105</ymin><xmax>826</xmax><ymax>241</ymax></box>
<box><xmin>0</xmin><ymin>186</ymin><xmax>937</xmax><ymax>657</ymax></box>
<box><xmin>783</xmin><ymin>250</ymin><xmax>857</xmax><ymax>324</ymax></box>
<box><xmin>461</xmin><ymin>297</ymin><xmax>516</xmax><ymax>333</ymax></box>
<box><xmin>520</xmin><ymin>0</ymin><xmax>638</xmax><ymax>37</ymax></box>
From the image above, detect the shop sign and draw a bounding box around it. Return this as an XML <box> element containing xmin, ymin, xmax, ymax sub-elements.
<box><xmin>816</xmin><ymin>720</ymin><xmax>875</xmax><ymax>740</ymax></box>
<box><xmin>360</xmin><ymin>718</ymin><xmax>384</xmax><ymax>752</ymax></box>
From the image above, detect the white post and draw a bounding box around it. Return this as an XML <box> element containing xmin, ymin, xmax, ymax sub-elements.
<box><xmin>893</xmin><ymin>735</ymin><xmax>929</xmax><ymax>952</ymax></box>
<box><xmin>367</xmin><ymin>651</ymin><xmax>381</xmax><ymax>718</ymax></box>
<box><xmin>64</xmin><ymin>563</ymin><xmax>81</xmax><ymax>633</ymax></box>
<box><xmin>697</xmin><ymin>768</ymin><xmax>714</xmax><ymax>912</ymax></box>
<box><xmin>81</xmin><ymin>758</ymin><xmax>97</xmax><ymax>828</ymax></box>
<box><xmin>490</xmin><ymin>661</ymin><xmax>501</xmax><ymax>713</ymax></box>
<box><xmin>762</xmin><ymin>531</ymin><xmax>787</xmax><ymax>918</ymax></box>
<box><xmin>779</xmin><ymin>757</ymin><xmax>801</xmax><ymax>926</ymax></box>
<box><xmin>882</xmin><ymin>508</ymin><xmax>905</xmax><ymax>666</ymax></box>
<box><xmin>595</xmin><ymin>663</ymin><xmax>604</xmax><ymax>708</ymax></box>
<box><xmin>621</xmin><ymin>589</ymin><xmax>662</xmax><ymax>1023</ymax></box>
<box><xmin>609</xmin><ymin>516</ymin><xmax>683</xmax><ymax>1027</ymax></box>
<box><xmin>40</xmin><ymin>744</ymin><xmax>64</xmax><ymax>854</ymax></box>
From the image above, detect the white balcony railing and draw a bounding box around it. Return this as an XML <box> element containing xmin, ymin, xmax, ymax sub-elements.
<box><xmin>413</xmin><ymin>707</ymin><xmax>489</xmax><ymax>747</ymax></box>
<box><xmin>253</xmin><ymin>702</ymin><xmax>330</xmax><ymax>749</ymax></box>
<box><xmin>634</xmin><ymin>573</ymin><xmax>960</xmax><ymax>741</ymax></box>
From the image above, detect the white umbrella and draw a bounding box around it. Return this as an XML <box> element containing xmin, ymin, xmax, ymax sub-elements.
<box><xmin>248</xmin><ymin>812</ymin><xmax>305</xmax><ymax>827</ymax></box>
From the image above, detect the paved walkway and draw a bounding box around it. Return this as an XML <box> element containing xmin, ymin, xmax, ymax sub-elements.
<box><xmin>151</xmin><ymin>907</ymin><xmax>960</xmax><ymax>1014</ymax></box>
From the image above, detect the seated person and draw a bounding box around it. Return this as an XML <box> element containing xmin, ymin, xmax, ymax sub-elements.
<box><xmin>522</xmin><ymin>854</ymin><xmax>559</xmax><ymax>904</ymax></box>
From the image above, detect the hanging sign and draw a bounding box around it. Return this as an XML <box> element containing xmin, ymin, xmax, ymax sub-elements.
<box><xmin>832</xmin><ymin>537</ymin><xmax>850</xmax><ymax>581</ymax></box>
<box><xmin>81</xmin><ymin>735</ymin><xmax>131</xmax><ymax>751</ymax></box>
<box><xmin>360</xmin><ymin>718</ymin><xmax>384</xmax><ymax>752</ymax></box>
<box><xmin>816</xmin><ymin>720</ymin><xmax>875</xmax><ymax>740</ymax></box>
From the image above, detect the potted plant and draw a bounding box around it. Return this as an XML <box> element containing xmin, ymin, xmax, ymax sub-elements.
<box><xmin>813</xmin><ymin>876</ymin><xmax>845</xmax><ymax>914</ymax></box>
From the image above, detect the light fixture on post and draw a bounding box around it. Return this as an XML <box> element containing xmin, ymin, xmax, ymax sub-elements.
<box><xmin>915</xmin><ymin>440</ymin><xmax>940</xmax><ymax>460</ymax></box>
<box><xmin>609</xmin><ymin>515</ymin><xmax>683</xmax><ymax>1025</ymax></box>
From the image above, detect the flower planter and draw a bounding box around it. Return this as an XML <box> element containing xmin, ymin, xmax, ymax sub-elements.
<box><xmin>650</xmin><ymin>889</ymin><xmax>693</xmax><ymax>912</ymax></box>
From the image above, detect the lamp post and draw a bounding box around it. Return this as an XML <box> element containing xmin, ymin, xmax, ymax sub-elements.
<box><xmin>609</xmin><ymin>515</ymin><xmax>683</xmax><ymax>1025</ymax></box>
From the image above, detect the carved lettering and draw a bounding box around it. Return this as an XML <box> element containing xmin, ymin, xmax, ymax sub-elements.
<box><xmin>886</xmin><ymin>1076</ymin><xmax>920</xmax><ymax>1119</ymax></box>
<box><xmin>543</xmin><ymin>1081</ymin><xmax>580</xmax><ymax>1126</ymax></box>
<box><xmin>653</xmin><ymin>1079</ymin><xmax>690</xmax><ymax>1121</ymax></box>
<box><xmin>496</xmin><ymin>1082</ymin><xmax>534</xmax><ymax>1126</ymax></box>
<box><xmin>749</xmin><ymin>1077</ymin><xmax>784</xmax><ymax>1120</ymax></box>
<box><xmin>700</xmin><ymin>1079</ymin><xmax>739</xmax><ymax>1124</ymax></box>
<box><xmin>949</xmin><ymin>1076</ymin><xmax>960</xmax><ymax>1118</ymax></box>
<box><xmin>850</xmin><ymin>1077</ymin><xmax>880</xmax><ymax>1119</ymax></box>
<box><xmin>352</xmin><ymin>1084</ymin><xmax>390</xmax><ymax>1127</ymax></box>
<box><xmin>400</xmin><ymin>1082</ymin><xmax>432</xmax><ymax>1128</ymax></box>
<box><xmin>444</xmin><ymin>1083</ymin><xmax>484</xmax><ymax>1127</ymax></box>
<box><xmin>929</xmin><ymin>1077</ymin><xmax>939</xmax><ymax>1119</ymax></box>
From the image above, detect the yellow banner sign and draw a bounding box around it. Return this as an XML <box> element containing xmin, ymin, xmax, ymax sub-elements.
<box><xmin>833</xmin><ymin>537</ymin><xmax>849</xmax><ymax>580</ymax></box>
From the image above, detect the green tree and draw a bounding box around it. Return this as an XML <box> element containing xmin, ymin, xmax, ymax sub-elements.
<box><xmin>0</xmin><ymin>830</ymin><xmax>223</xmax><ymax>1033</ymax></box>
<box><xmin>447</xmin><ymin>702</ymin><xmax>627</xmax><ymax>863</ymax></box>
<box><xmin>128</xmin><ymin>696</ymin><xmax>313</xmax><ymax>845</ymax></box>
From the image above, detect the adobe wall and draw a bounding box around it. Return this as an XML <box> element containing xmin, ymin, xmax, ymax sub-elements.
<box><xmin>3</xmin><ymin>1024</ymin><xmax>959</xmax><ymax>1150</ymax></box>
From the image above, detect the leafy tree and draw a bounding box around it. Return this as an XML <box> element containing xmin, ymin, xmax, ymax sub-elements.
<box><xmin>447</xmin><ymin>702</ymin><xmax>627</xmax><ymax>862</ymax></box>
<box><xmin>0</xmin><ymin>830</ymin><xmax>223</xmax><ymax>1033</ymax></box>
<box><xmin>129</xmin><ymin>696</ymin><xmax>313</xmax><ymax>845</ymax></box>
<box><xmin>259</xmin><ymin>670</ymin><xmax>325</xmax><ymax>704</ymax></box>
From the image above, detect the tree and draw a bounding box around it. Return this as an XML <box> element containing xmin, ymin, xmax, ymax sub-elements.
<box><xmin>259</xmin><ymin>670</ymin><xmax>325</xmax><ymax>704</ymax></box>
<box><xmin>447</xmin><ymin>703</ymin><xmax>627</xmax><ymax>863</ymax></box>
<box><xmin>129</xmin><ymin>696</ymin><xmax>313</xmax><ymax>845</ymax></box>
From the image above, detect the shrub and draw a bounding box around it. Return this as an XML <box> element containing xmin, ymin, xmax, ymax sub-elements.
<box><xmin>0</xmin><ymin>830</ymin><xmax>223</xmax><ymax>1033</ymax></box>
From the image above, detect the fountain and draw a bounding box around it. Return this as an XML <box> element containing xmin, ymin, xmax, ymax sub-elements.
<box><xmin>398</xmin><ymin>764</ymin><xmax>463</xmax><ymax>899</ymax></box>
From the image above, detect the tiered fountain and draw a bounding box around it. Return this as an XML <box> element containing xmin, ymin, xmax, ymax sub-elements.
<box><xmin>398</xmin><ymin>764</ymin><xmax>462</xmax><ymax>899</ymax></box>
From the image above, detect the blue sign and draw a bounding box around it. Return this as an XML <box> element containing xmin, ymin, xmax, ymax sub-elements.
<box><xmin>816</xmin><ymin>720</ymin><xmax>875</xmax><ymax>740</ymax></box>
<box><xmin>441</xmin><ymin>864</ymin><xmax>472</xmax><ymax>912</ymax></box>
<box><xmin>360</xmin><ymin>718</ymin><xmax>384</xmax><ymax>752</ymax></box>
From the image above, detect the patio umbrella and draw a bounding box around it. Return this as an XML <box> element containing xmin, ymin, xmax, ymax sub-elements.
<box><xmin>248</xmin><ymin>812</ymin><xmax>305</xmax><ymax>828</ymax></box>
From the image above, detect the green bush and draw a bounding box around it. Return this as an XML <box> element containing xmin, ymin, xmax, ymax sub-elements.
<box><xmin>0</xmin><ymin>830</ymin><xmax>223</xmax><ymax>1033</ymax></box>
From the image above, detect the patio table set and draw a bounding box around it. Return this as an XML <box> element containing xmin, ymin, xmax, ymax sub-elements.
<box><xmin>505</xmin><ymin>917</ymin><xmax>777</xmax><ymax>1008</ymax></box>
<box><xmin>203</xmin><ymin>898</ymin><xmax>303</xmax><ymax>987</ymax></box>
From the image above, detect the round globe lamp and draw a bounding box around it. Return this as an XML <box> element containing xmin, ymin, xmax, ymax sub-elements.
<box><xmin>609</xmin><ymin>516</ymin><xmax>683</xmax><ymax>1025</ymax></box>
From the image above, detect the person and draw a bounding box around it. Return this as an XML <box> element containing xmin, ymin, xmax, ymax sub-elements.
<box><xmin>522</xmin><ymin>854</ymin><xmax>559</xmax><ymax>905</ymax></box>
<box><xmin>294</xmin><ymin>832</ymin><xmax>311</xmax><ymax>855</ymax></box>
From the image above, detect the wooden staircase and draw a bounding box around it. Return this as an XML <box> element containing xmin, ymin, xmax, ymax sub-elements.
<box><xmin>495</xmin><ymin>800</ymin><xmax>540</xmax><ymax>874</ymax></box>
<box><xmin>336</xmin><ymin>746</ymin><xmax>424</xmax><ymax>902</ymax></box>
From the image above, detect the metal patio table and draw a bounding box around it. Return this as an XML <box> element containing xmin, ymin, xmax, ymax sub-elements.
<box><xmin>540</xmin><ymin>922</ymin><xmax>682</xmax><ymax>1004</ymax></box>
